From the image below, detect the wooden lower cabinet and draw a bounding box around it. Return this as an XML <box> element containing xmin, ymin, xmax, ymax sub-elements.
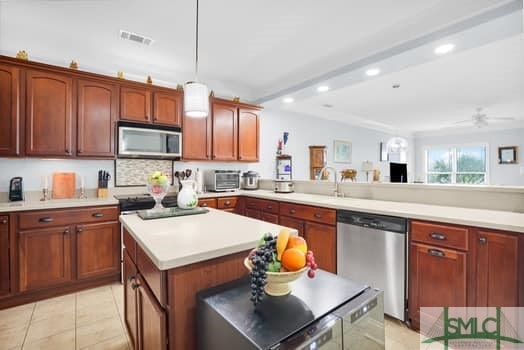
<box><xmin>124</xmin><ymin>251</ymin><xmax>138</xmax><ymax>349</ymax></box>
<box><xmin>474</xmin><ymin>229</ymin><xmax>522</xmax><ymax>307</ymax></box>
<box><xmin>408</xmin><ymin>242</ymin><xmax>467</xmax><ymax>329</ymax></box>
<box><xmin>244</xmin><ymin>208</ymin><xmax>260</xmax><ymax>220</ymax></box>
<box><xmin>76</xmin><ymin>222</ymin><xmax>120</xmax><ymax>280</ymax></box>
<box><xmin>0</xmin><ymin>216</ymin><xmax>10</xmax><ymax>296</ymax></box>
<box><xmin>279</xmin><ymin>215</ymin><xmax>305</xmax><ymax>237</ymax></box>
<box><xmin>304</xmin><ymin>222</ymin><xmax>336</xmax><ymax>273</ymax></box>
<box><xmin>136</xmin><ymin>274</ymin><xmax>167</xmax><ymax>350</ymax></box>
<box><xmin>18</xmin><ymin>226</ymin><xmax>72</xmax><ymax>292</ymax></box>
<box><xmin>261</xmin><ymin>212</ymin><xmax>279</xmax><ymax>224</ymax></box>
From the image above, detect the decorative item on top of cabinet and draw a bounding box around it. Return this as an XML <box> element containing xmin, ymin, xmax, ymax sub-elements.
<box><xmin>309</xmin><ymin>146</ymin><xmax>327</xmax><ymax>180</ymax></box>
<box><xmin>69</xmin><ymin>60</ymin><xmax>78</xmax><ymax>69</ymax></box>
<box><xmin>16</xmin><ymin>50</ymin><xmax>28</xmax><ymax>60</ymax></box>
<box><xmin>0</xmin><ymin>216</ymin><xmax>10</xmax><ymax>297</ymax></box>
<box><xmin>25</xmin><ymin>70</ymin><xmax>74</xmax><ymax>157</ymax></box>
<box><xmin>0</xmin><ymin>64</ymin><xmax>20</xmax><ymax>156</ymax></box>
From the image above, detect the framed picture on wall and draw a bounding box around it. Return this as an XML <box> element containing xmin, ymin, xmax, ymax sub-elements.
<box><xmin>498</xmin><ymin>146</ymin><xmax>518</xmax><ymax>164</ymax></box>
<box><xmin>333</xmin><ymin>140</ymin><xmax>352</xmax><ymax>163</ymax></box>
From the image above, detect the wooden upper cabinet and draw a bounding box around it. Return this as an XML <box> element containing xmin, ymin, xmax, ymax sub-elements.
<box><xmin>0</xmin><ymin>64</ymin><xmax>20</xmax><ymax>156</ymax></box>
<box><xmin>25</xmin><ymin>70</ymin><xmax>73</xmax><ymax>157</ymax></box>
<box><xmin>212</xmin><ymin>101</ymin><xmax>238</xmax><ymax>160</ymax></box>
<box><xmin>152</xmin><ymin>91</ymin><xmax>182</xmax><ymax>126</ymax></box>
<box><xmin>474</xmin><ymin>230</ymin><xmax>520</xmax><ymax>307</ymax></box>
<box><xmin>77</xmin><ymin>79</ymin><xmax>117</xmax><ymax>158</ymax></box>
<box><xmin>120</xmin><ymin>86</ymin><xmax>151</xmax><ymax>122</ymax></box>
<box><xmin>18</xmin><ymin>226</ymin><xmax>72</xmax><ymax>292</ymax></box>
<box><xmin>238</xmin><ymin>108</ymin><xmax>259</xmax><ymax>161</ymax></box>
<box><xmin>182</xmin><ymin>112</ymin><xmax>212</xmax><ymax>160</ymax></box>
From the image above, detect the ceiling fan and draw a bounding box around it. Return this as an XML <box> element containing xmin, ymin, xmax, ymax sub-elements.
<box><xmin>453</xmin><ymin>107</ymin><xmax>515</xmax><ymax>128</ymax></box>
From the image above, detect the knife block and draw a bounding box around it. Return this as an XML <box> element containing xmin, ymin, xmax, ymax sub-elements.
<box><xmin>97</xmin><ymin>188</ymin><xmax>108</xmax><ymax>198</ymax></box>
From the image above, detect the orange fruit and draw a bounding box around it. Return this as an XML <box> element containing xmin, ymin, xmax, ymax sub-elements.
<box><xmin>281</xmin><ymin>248</ymin><xmax>306</xmax><ymax>271</ymax></box>
<box><xmin>276</xmin><ymin>229</ymin><xmax>291</xmax><ymax>260</ymax></box>
<box><xmin>286</xmin><ymin>236</ymin><xmax>307</xmax><ymax>254</ymax></box>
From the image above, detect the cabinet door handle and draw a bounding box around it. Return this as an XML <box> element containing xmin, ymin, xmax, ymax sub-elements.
<box><xmin>63</xmin><ymin>229</ymin><xmax>69</xmax><ymax>235</ymax></box>
<box><xmin>131</xmin><ymin>282</ymin><xmax>140</xmax><ymax>290</ymax></box>
<box><xmin>225</xmin><ymin>200</ymin><xmax>231</xmax><ymax>206</ymax></box>
<box><xmin>39</xmin><ymin>217</ymin><xmax>53</xmax><ymax>223</ymax></box>
<box><xmin>429</xmin><ymin>232</ymin><xmax>446</xmax><ymax>241</ymax></box>
<box><xmin>201</xmin><ymin>203</ymin><xmax>208</xmax><ymax>207</ymax></box>
<box><xmin>144</xmin><ymin>115</ymin><xmax>149</xmax><ymax>120</ymax></box>
<box><xmin>479</xmin><ymin>237</ymin><xmax>487</xmax><ymax>244</ymax></box>
<box><xmin>65</xmin><ymin>149</ymin><xmax>70</xmax><ymax>154</ymax></box>
<box><xmin>154</xmin><ymin>117</ymin><xmax>158</xmax><ymax>121</ymax></box>
<box><xmin>289</xmin><ymin>209</ymin><xmax>297</xmax><ymax>214</ymax></box>
<box><xmin>77</xmin><ymin>227</ymin><xmax>83</xmax><ymax>234</ymax></box>
<box><xmin>266</xmin><ymin>205</ymin><xmax>272</xmax><ymax>210</ymax></box>
<box><xmin>128</xmin><ymin>275</ymin><xmax>136</xmax><ymax>282</ymax></box>
<box><xmin>92</xmin><ymin>213</ymin><xmax>104</xmax><ymax>218</ymax></box>
<box><xmin>78</xmin><ymin>149</ymin><xmax>83</xmax><ymax>154</ymax></box>
<box><xmin>428</xmin><ymin>249</ymin><xmax>445</xmax><ymax>257</ymax></box>
<box><xmin>314</xmin><ymin>213</ymin><xmax>322</xmax><ymax>219</ymax></box>
<box><xmin>1</xmin><ymin>219</ymin><xmax>7</xmax><ymax>225</ymax></box>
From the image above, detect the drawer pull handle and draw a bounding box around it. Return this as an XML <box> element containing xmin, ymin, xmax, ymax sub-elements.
<box><xmin>289</xmin><ymin>209</ymin><xmax>297</xmax><ymax>214</ymax></box>
<box><xmin>225</xmin><ymin>201</ymin><xmax>231</xmax><ymax>206</ymax></box>
<box><xmin>479</xmin><ymin>237</ymin><xmax>487</xmax><ymax>245</ymax></box>
<box><xmin>201</xmin><ymin>203</ymin><xmax>208</xmax><ymax>207</ymax></box>
<box><xmin>429</xmin><ymin>232</ymin><xmax>446</xmax><ymax>241</ymax></box>
<box><xmin>249</xmin><ymin>203</ymin><xmax>256</xmax><ymax>207</ymax></box>
<box><xmin>267</xmin><ymin>205</ymin><xmax>272</xmax><ymax>210</ymax></box>
<box><xmin>314</xmin><ymin>213</ymin><xmax>322</xmax><ymax>219</ymax></box>
<box><xmin>39</xmin><ymin>217</ymin><xmax>53</xmax><ymax>223</ymax></box>
<box><xmin>92</xmin><ymin>213</ymin><xmax>104</xmax><ymax>218</ymax></box>
<box><xmin>1</xmin><ymin>219</ymin><xmax>7</xmax><ymax>225</ymax></box>
<box><xmin>428</xmin><ymin>249</ymin><xmax>445</xmax><ymax>257</ymax></box>
<box><xmin>77</xmin><ymin>228</ymin><xmax>83</xmax><ymax>234</ymax></box>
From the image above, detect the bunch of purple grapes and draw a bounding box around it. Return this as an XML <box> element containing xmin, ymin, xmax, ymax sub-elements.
<box><xmin>249</xmin><ymin>235</ymin><xmax>276</xmax><ymax>305</ymax></box>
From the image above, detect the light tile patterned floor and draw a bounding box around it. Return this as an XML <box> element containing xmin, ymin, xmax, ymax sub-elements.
<box><xmin>0</xmin><ymin>283</ymin><xmax>421</xmax><ymax>349</ymax></box>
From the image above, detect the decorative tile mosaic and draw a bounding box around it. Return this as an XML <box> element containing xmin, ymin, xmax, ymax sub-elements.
<box><xmin>115</xmin><ymin>159</ymin><xmax>173</xmax><ymax>186</ymax></box>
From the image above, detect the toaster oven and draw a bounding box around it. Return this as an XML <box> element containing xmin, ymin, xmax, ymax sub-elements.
<box><xmin>204</xmin><ymin>170</ymin><xmax>240</xmax><ymax>192</ymax></box>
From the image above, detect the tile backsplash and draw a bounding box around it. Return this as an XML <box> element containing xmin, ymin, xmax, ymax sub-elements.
<box><xmin>115</xmin><ymin>159</ymin><xmax>173</xmax><ymax>186</ymax></box>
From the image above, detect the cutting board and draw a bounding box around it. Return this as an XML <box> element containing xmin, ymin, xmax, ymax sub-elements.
<box><xmin>52</xmin><ymin>172</ymin><xmax>76</xmax><ymax>199</ymax></box>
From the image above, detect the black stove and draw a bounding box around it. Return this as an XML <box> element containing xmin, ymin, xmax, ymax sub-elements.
<box><xmin>115</xmin><ymin>193</ymin><xmax>178</xmax><ymax>213</ymax></box>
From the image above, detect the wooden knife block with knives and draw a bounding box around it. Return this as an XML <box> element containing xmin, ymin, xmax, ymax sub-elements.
<box><xmin>98</xmin><ymin>170</ymin><xmax>110</xmax><ymax>198</ymax></box>
<box><xmin>52</xmin><ymin>173</ymin><xmax>76</xmax><ymax>199</ymax></box>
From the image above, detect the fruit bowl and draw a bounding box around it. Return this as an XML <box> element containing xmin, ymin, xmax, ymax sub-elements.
<box><xmin>244</xmin><ymin>258</ymin><xmax>307</xmax><ymax>296</ymax></box>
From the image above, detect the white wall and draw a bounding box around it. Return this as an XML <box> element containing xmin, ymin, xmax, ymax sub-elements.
<box><xmin>0</xmin><ymin>108</ymin><xmax>414</xmax><ymax>191</ymax></box>
<box><xmin>414</xmin><ymin>128</ymin><xmax>524</xmax><ymax>185</ymax></box>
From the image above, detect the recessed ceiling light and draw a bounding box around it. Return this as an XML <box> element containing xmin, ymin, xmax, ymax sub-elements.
<box><xmin>365</xmin><ymin>68</ymin><xmax>380</xmax><ymax>76</ymax></box>
<box><xmin>434</xmin><ymin>44</ymin><xmax>454</xmax><ymax>55</ymax></box>
<box><xmin>283</xmin><ymin>97</ymin><xmax>294</xmax><ymax>103</ymax></box>
<box><xmin>317</xmin><ymin>85</ymin><xmax>329</xmax><ymax>92</ymax></box>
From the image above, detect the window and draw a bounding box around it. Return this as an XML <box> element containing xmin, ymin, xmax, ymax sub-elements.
<box><xmin>425</xmin><ymin>145</ymin><xmax>487</xmax><ymax>184</ymax></box>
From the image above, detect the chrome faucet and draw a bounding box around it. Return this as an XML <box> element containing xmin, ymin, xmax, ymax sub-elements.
<box><xmin>317</xmin><ymin>166</ymin><xmax>344</xmax><ymax>197</ymax></box>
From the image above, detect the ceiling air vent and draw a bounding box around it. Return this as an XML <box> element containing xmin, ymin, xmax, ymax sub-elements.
<box><xmin>119</xmin><ymin>30</ymin><xmax>154</xmax><ymax>46</ymax></box>
<box><xmin>322</xmin><ymin>104</ymin><xmax>334</xmax><ymax>108</ymax></box>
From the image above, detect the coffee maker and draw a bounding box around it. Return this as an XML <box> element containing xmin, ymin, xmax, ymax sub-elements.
<box><xmin>9</xmin><ymin>177</ymin><xmax>24</xmax><ymax>201</ymax></box>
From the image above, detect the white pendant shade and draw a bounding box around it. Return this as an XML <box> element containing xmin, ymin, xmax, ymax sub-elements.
<box><xmin>386</xmin><ymin>137</ymin><xmax>408</xmax><ymax>153</ymax></box>
<box><xmin>184</xmin><ymin>81</ymin><xmax>209</xmax><ymax>117</ymax></box>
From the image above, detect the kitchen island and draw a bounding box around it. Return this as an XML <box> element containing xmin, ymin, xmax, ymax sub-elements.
<box><xmin>120</xmin><ymin>208</ymin><xmax>298</xmax><ymax>350</ymax></box>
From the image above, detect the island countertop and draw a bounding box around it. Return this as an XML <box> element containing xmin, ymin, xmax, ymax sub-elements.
<box><xmin>120</xmin><ymin>208</ymin><xmax>297</xmax><ymax>270</ymax></box>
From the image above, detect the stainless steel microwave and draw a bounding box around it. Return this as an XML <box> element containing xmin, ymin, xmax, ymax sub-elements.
<box><xmin>118</xmin><ymin>121</ymin><xmax>182</xmax><ymax>159</ymax></box>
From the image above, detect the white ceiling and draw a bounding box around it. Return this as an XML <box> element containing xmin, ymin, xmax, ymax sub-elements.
<box><xmin>282</xmin><ymin>34</ymin><xmax>524</xmax><ymax>134</ymax></box>
<box><xmin>0</xmin><ymin>0</ymin><xmax>515</xmax><ymax>101</ymax></box>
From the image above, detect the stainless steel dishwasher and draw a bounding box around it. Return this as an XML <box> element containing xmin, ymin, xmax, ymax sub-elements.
<box><xmin>337</xmin><ymin>210</ymin><xmax>407</xmax><ymax>321</ymax></box>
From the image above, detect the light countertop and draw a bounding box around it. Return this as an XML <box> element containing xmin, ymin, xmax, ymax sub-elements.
<box><xmin>241</xmin><ymin>190</ymin><xmax>524</xmax><ymax>233</ymax></box>
<box><xmin>0</xmin><ymin>197</ymin><xmax>119</xmax><ymax>212</ymax></box>
<box><xmin>120</xmin><ymin>208</ymin><xmax>297</xmax><ymax>270</ymax></box>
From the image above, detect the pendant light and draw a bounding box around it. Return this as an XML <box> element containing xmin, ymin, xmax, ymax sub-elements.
<box><xmin>184</xmin><ymin>0</ymin><xmax>209</xmax><ymax>117</ymax></box>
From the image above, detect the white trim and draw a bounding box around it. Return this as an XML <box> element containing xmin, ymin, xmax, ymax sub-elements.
<box><xmin>424</xmin><ymin>142</ymin><xmax>490</xmax><ymax>185</ymax></box>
